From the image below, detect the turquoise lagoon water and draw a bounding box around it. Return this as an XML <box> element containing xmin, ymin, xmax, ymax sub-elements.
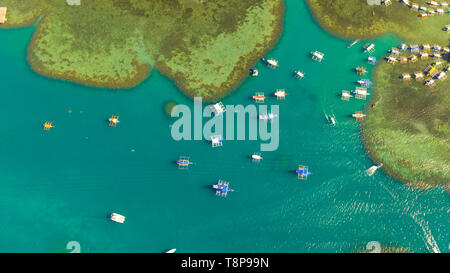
<box><xmin>0</xmin><ymin>0</ymin><xmax>448</xmax><ymax>253</ymax></box>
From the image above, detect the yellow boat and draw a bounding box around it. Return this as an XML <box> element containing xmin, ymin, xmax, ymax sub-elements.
<box><xmin>43</xmin><ymin>121</ymin><xmax>54</xmax><ymax>131</ymax></box>
<box><xmin>109</xmin><ymin>115</ymin><xmax>120</xmax><ymax>127</ymax></box>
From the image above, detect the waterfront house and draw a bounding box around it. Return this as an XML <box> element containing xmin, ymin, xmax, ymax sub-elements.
<box><xmin>414</xmin><ymin>72</ymin><xmax>424</xmax><ymax>81</ymax></box>
<box><xmin>0</xmin><ymin>7</ymin><xmax>6</xmax><ymax>24</ymax></box>
<box><xmin>419</xmin><ymin>52</ymin><xmax>429</xmax><ymax>60</ymax></box>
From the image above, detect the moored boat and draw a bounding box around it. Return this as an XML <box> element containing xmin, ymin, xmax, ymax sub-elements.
<box><xmin>261</xmin><ymin>58</ymin><xmax>279</xmax><ymax>68</ymax></box>
<box><xmin>259</xmin><ymin>112</ymin><xmax>276</xmax><ymax>121</ymax></box>
<box><xmin>110</xmin><ymin>213</ymin><xmax>125</xmax><ymax>223</ymax></box>
<box><xmin>347</xmin><ymin>39</ymin><xmax>360</xmax><ymax>48</ymax></box>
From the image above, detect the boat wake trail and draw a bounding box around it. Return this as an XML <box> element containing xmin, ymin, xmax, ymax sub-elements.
<box><xmin>411</xmin><ymin>212</ymin><xmax>441</xmax><ymax>253</ymax></box>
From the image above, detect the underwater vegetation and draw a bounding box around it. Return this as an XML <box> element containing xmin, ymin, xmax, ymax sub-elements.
<box><xmin>0</xmin><ymin>0</ymin><xmax>284</xmax><ymax>100</ymax></box>
<box><xmin>307</xmin><ymin>0</ymin><xmax>449</xmax><ymax>188</ymax></box>
<box><xmin>364</xmin><ymin>61</ymin><xmax>449</xmax><ymax>188</ymax></box>
<box><xmin>307</xmin><ymin>0</ymin><xmax>449</xmax><ymax>43</ymax></box>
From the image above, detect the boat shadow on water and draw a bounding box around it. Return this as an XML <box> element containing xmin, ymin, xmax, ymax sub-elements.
<box><xmin>335</xmin><ymin>93</ymin><xmax>344</xmax><ymax>99</ymax></box>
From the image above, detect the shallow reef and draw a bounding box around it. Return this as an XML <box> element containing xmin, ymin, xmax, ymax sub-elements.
<box><xmin>307</xmin><ymin>0</ymin><xmax>449</xmax><ymax>188</ymax></box>
<box><xmin>0</xmin><ymin>0</ymin><xmax>284</xmax><ymax>100</ymax></box>
<box><xmin>307</xmin><ymin>0</ymin><xmax>449</xmax><ymax>43</ymax></box>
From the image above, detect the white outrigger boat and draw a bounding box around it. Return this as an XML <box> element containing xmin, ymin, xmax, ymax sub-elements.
<box><xmin>261</xmin><ymin>58</ymin><xmax>279</xmax><ymax>68</ymax></box>
<box><xmin>364</xmin><ymin>43</ymin><xmax>375</xmax><ymax>54</ymax></box>
<box><xmin>341</xmin><ymin>90</ymin><xmax>352</xmax><ymax>101</ymax></box>
<box><xmin>165</xmin><ymin>249</ymin><xmax>177</xmax><ymax>253</ymax></box>
<box><xmin>357</xmin><ymin>79</ymin><xmax>372</xmax><ymax>87</ymax></box>
<box><xmin>210</xmin><ymin>135</ymin><xmax>223</xmax><ymax>147</ymax></box>
<box><xmin>351</xmin><ymin>87</ymin><xmax>370</xmax><ymax>100</ymax></box>
<box><xmin>294</xmin><ymin>70</ymin><xmax>305</xmax><ymax>79</ymax></box>
<box><xmin>259</xmin><ymin>112</ymin><xmax>276</xmax><ymax>121</ymax></box>
<box><xmin>274</xmin><ymin>89</ymin><xmax>287</xmax><ymax>100</ymax></box>
<box><xmin>110</xmin><ymin>213</ymin><xmax>125</xmax><ymax>224</ymax></box>
<box><xmin>311</xmin><ymin>51</ymin><xmax>325</xmax><ymax>62</ymax></box>
<box><xmin>252</xmin><ymin>152</ymin><xmax>263</xmax><ymax>162</ymax></box>
<box><xmin>210</xmin><ymin>102</ymin><xmax>226</xmax><ymax>116</ymax></box>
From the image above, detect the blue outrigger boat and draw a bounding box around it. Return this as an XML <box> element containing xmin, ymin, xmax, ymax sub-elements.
<box><xmin>357</xmin><ymin>79</ymin><xmax>372</xmax><ymax>87</ymax></box>
<box><xmin>296</xmin><ymin>165</ymin><xmax>311</xmax><ymax>180</ymax></box>
<box><xmin>212</xmin><ymin>180</ymin><xmax>234</xmax><ymax>197</ymax></box>
<box><xmin>176</xmin><ymin>156</ymin><xmax>193</xmax><ymax>169</ymax></box>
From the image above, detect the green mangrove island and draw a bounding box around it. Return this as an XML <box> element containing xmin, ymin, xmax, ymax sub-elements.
<box><xmin>307</xmin><ymin>0</ymin><xmax>449</xmax><ymax>189</ymax></box>
<box><xmin>0</xmin><ymin>0</ymin><xmax>284</xmax><ymax>100</ymax></box>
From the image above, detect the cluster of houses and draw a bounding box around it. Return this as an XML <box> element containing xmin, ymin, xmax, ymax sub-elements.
<box><xmin>397</xmin><ymin>0</ymin><xmax>450</xmax><ymax>17</ymax></box>
<box><xmin>384</xmin><ymin>43</ymin><xmax>449</xmax><ymax>88</ymax></box>
<box><xmin>400</xmin><ymin>62</ymin><xmax>448</xmax><ymax>87</ymax></box>
<box><xmin>385</xmin><ymin>43</ymin><xmax>449</xmax><ymax>64</ymax></box>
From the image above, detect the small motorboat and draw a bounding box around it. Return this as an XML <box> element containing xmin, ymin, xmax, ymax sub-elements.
<box><xmin>250</xmin><ymin>68</ymin><xmax>259</xmax><ymax>77</ymax></box>
<box><xmin>110</xmin><ymin>213</ymin><xmax>125</xmax><ymax>224</ymax></box>
<box><xmin>330</xmin><ymin>116</ymin><xmax>336</xmax><ymax>125</ymax></box>
<box><xmin>365</xmin><ymin>163</ymin><xmax>383</xmax><ymax>176</ymax></box>
<box><xmin>347</xmin><ymin>39</ymin><xmax>360</xmax><ymax>48</ymax></box>
<box><xmin>165</xmin><ymin>249</ymin><xmax>177</xmax><ymax>253</ymax></box>
<box><xmin>325</xmin><ymin>113</ymin><xmax>336</xmax><ymax>125</ymax></box>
